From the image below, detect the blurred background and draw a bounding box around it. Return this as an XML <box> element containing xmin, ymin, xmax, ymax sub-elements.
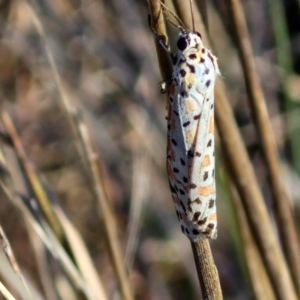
<box><xmin>0</xmin><ymin>0</ymin><xmax>300</xmax><ymax>299</ymax></box>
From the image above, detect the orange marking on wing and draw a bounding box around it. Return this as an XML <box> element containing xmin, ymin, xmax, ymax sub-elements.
<box><xmin>167</xmin><ymin>136</ymin><xmax>176</xmax><ymax>161</ymax></box>
<box><xmin>185</xmin><ymin>99</ymin><xmax>197</xmax><ymax>114</ymax></box>
<box><xmin>170</xmin><ymin>147</ymin><xmax>176</xmax><ymax>161</ymax></box>
<box><xmin>170</xmin><ymin>82</ymin><xmax>176</xmax><ymax>96</ymax></box>
<box><xmin>198</xmin><ymin>184</ymin><xmax>215</xmax><ymax>196</ymax></box>
<box><xmin>202</xmin><ymin>155</ymin><xmax>210</xmax><ymax>167</ymax></box>
<box><xmin>167</xmin><ymin>104</ymin><xmax>172</xmax><ymax>118</ymax></box>
<box><xmin>186</xmin><ymin>127</ymin><xmax>197</xmax><ymax>145</ymax></box>
<box><xmin>209</xmin><ymin>116</ymin><xmax>214</xmax><ymax>133</ymax></box>
<box><xmin>208</xmin><ymin>212</ymin><xmax>217</xmax><ymax>221</ymax></box>
<box><xmin>185</xmin><ymin>73</ymin><xmax>196</xmax><ymax>87</ymax></box>
<box><xmin>181</xmin><ymin>213</ymin><xmax>189</xmax><ymax>225</ymax></box>
<box><xmin>172</xmin><ymin>195</ymin><xmax>180</xmax><ymax>205</ymax></box>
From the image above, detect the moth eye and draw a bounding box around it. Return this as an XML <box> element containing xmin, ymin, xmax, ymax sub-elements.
<box><xmin>195</xmin><ymin>31</ymin><xmax>202</xmax><ymax>39</ymax></box>
<box><xmin>177</xmin><ymin>37</ymin><xmax>188</xmax><ymax>51</ymax></box>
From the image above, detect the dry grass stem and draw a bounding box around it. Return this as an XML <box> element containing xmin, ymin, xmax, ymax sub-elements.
<box><xmin>191</xmin><ymin>240</ymin><xmax>223</xmax><ymax>300</ymax></box>
<box><xmin>0</xmin><ymin>281</ymin><xmax>16</xmax><ymax>300</ymax></box>
<box><xmin>75</xmin><ymin>114</ymin><xmax>134</xmax><ymax>300</ymax></box>
<box><xmin>24</xmin><ymin>1</ymin><xmax>134</xmax><ymax>299</ymax></box>
<box><xmin>1</xmin><ymin>111</ymin><xmax>64</xmax><ymax>241</ymax></box>
<box><xmin>195</xmin><ymin>0</ymin><xmax>208</xmax><ymax>31</ymax></box>
<box><xmin>0</xmin><ymin>226</ymin><xmax>30</xmax><ymax>297</ymax></box>
<box><xmin>27</xmin><ymin>225</ymin><xmax>60</xmax><ymax>300</ymax></box>
<box><xmin>125</xmin><ymin>153</ymin><xmax>149</xmax><ymax>269</ymax></box>
<box><xmin>227</xmin><ymin>0</ymin><xmax>300</xmax><ymax>295</ymax></box>
<box><xmin>54</xmin><ymin>208</ymin><xmax>108</xmax><ymax>300</ymax></box>
<box><xmin>215</xmin><ymin>85</ymin><xmax>297</xmax><ymax>300</ymax></box>
<box><xmin>148</xmin><ymin>0</ymin><xmax>173</xmax><ymax>82</ymax></box>
<box><xmin>230</xmin><ymin>183</ymin><xmax>276</xmax><ymax>300</ymax></box>
<box><xmin>173</xmin><ymin>0</ymin><xmax>299</xmax><ymax>298</ymax></box>
<box><xmin>0</xmin><ymin>181</ymin><xmax>94</xmax><ymax>299</ymax></box>
<box><xmin>0</xmin><ymin>0</ymin><xmax>299</xmax><ymax>298</ymax></box>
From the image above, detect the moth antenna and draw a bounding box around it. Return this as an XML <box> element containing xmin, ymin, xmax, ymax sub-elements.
<box><xmin>190</xmin><ymin>0</ymin><xmax>195</xmax><ymax>32</ymax></box>
<box><xmin>158</xmin><ymin>0</ymin><xmax>186</xmax><ymax>31</ymax></box>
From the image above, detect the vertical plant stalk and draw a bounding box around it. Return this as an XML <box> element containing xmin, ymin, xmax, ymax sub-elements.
<box><xmin>25</xmin><ymin>3</ymin><xmax>134</xmax><ymax>299</ymax></box>
<box><xmin>227</xmin><ymin>0</ymin><xmax>300</xmax><ymax>295</ymax></box>
<box><xmin>0</xmin><ymin>226</ymin><xmax>31</xmax><ymax>297</ymax></box>
<box><xmin>148</xmin><ymin>0</ymin><xmax>173</xmax><ymax>83</ymax></box>
<box><xmin>1</xmin><ymin>111</ymin><xmax>64</xmax><ymax>242</ymax></box>
<box><xmin>195</xmin><ymin>0</ymin><xmax>208</xmax><ymax>31</ymax></box>
<box><xmin>229</xmin><ymin>182</ymin><xmax>276</xmax><ymax>300</ymax></box>
<box><xmin>268</xmin><ymin>0</ymin><xmax>300</xmax><ymax>176</ymax></box>
<box><xmin>0</xmin><ymin>282</ymin><xmax>16</xmax><ymax>300</ymax></box>
<box><xmin>191</xmin><ymin>240</ymin><xmax>223</xmax><ymax>300</ymax></box>
<box><xmin>215</xmin><ymin>85</ymin><xmax>297</xmax><ymax>300</ymax></box>
<box><xmin>74</xmin><ymin>114</ymin><xmax>134</xmax><ymax>300</ymax></box>
<box><xmin>174</xmin><ymin>0</ymin><xmax>297</xmax><ymax>297</ymax></box>
<box><xmin>148</xmin><ymin>1</ymin><xmax>222</xmax><ymax>299</ymax></box>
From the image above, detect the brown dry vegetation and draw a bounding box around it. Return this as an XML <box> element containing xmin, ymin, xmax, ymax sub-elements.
<box><xmin>0</xmin><ymin>0</ymin><xmax>300</xmax><ymax>299</ymax></box>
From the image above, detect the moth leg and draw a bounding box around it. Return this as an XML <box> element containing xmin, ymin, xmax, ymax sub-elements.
<box><xmin>159</xmin><ymin>79</ymin><xmax>172</xmax><ymax>94</ymax></box>
<box><xmin>148</xmin><ymin>14</ymin><xmax>176</xmax><ymax>63</ymax></box>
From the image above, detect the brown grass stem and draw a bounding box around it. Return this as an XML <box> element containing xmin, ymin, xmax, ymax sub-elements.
<box><xmin>227</xmin><ymin>0</ymin><xmax>300</xmax><ymax>295</ymax></box>
<box><xmin>0</xmin><ymin>281</ymin><xmax>16</xmax><ymax>300</ymax></box>
<box><xmin>215</xmin><ymin>84</ymin><xmax>297</xmax><ymax>300</ymax></box>
<box><xmin>74</xmin><ymin>113</ymin><xmax>134</xmax><ymax>300</ymax></box>
<box><xmin>148</xmin><ymin>0</ymin><xmax>173</xmax><ymax>83</ymax></box>
<box><xmin>0</xmin><ymin>181</ymin><xmax>93</xmax><ymax>299</ymax></box>
<box><xmin>0</xmin><ymin>226</ymin><xmax>31</xmax><ymax>298</ymax></box>
<box><xmin>124</xmin><ymin>152</ymin><xmax>149</xmax><ymax>270</ymax></box>
<box><xmin>229</xmin><ymin>182</ymin><xmax>276</xmax><ymax>300</ymax></box>
<box><xmin>24</xmin><ymin>2</ymin><xmax>134</xmax><ymax>299</ymax></box>
<box><xmin>0</xmin><ymin>111</ymin><xmax>64</xmax><ymax>242</ymax></box>
<box><xmin>191</xmin><ymin>240</ymin><xmax>223</xmax><ymax>300</ymax></box>
<box><xmin>172</xmin><ymin>0</ymin><xmax>298</xmax><ymax>298</ymax></box>
<box><xmin>0</xmin><ymin>127</ymin><xmax>106</xmax><ymax>299</ymax></box>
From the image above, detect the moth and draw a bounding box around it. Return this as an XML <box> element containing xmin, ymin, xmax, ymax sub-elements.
<box><xmin>151</xmin><ymin>1</ymin><xmax>219</xmax><ymax>241</ymax></box>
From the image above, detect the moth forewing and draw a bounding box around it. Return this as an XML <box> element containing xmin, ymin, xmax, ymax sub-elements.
<box><xmin>153</xmin><ymin>1</ymin><xmax>219</xmax><ymax>240</ymax></box>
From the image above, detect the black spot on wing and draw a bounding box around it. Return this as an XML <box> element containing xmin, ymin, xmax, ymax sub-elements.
<box><xmin>192</xmin><ymin>229</ymin><xmax>199</xmax><ymax>235</ymax></box>
<box><xmin>208</xmin><ymin>199</ymin><xmax>215</xmax><ymax>208</ymax></box>
<box><xmin>187</xmin><ymin>63</ymin><xmax>195</xmax><ymax>73</ymax></box>
<box><xmin>189</xmin><ymin>53</ymin><xmax>197</xmax><ymax>60</ymax></box>
<box><xmin>180</xmin><ymin>69</ymin><xmax>187</xmax><ymax>77</ymax></box>
<box><xmin>179</xmin><ymin>189</ymin><xmax>185</xmax><ymax>195</ymax></box>
<box><xmin>198</xmin><ymin>217</ymin><xmax>207</xmax><ymax>226</ymax></box>
<box><xmin>193</xmin><ymin>212</ymin><xmax>200</xmax><ymax>222</ymax></box>
<box><xmin>180</xmin><ymin>91</ymin><xmax>188</xmax><ymax>97</ymax></box>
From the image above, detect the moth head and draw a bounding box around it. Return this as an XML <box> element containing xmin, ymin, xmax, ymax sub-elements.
<box><xmin>177</xmin><ymin>31</ymin><xmax>203</xmax><ymax>52</ymax></box>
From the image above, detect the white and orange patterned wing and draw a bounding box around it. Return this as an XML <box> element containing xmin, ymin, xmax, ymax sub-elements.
<box><xmin>166</xmin><ymin>31</ymin><xmax>219</xmax><ymax>241</ymax></box>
